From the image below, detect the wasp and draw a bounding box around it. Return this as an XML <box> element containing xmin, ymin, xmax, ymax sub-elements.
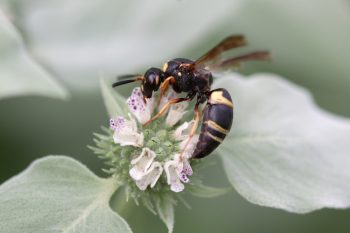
<box><xmin>113</xmin><ymin>35</ymin><xmax>269</xmax><ymax>159</ymax></box>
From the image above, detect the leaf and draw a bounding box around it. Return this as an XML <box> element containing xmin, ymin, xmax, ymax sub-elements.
<box><xmin>0</xmin><ymin>156</ymin><xmax>132</xmax><ymax>233</ymax></box>
<box><xmin>100</xmin><ymin>77</ymin><xmax>128</xmax><ymax>118</ymax></box>
<box><xmin>217</xmin><ymin>0</ymin><xmax>350</xmax><ymax>115</ymax></box>
<box><xmin>1</xmin><ymin>0</ymin><xmax>243</xmax><ymax>89</ymax></box>
<box><xmin>187</xmin><ymin>182</ymin><xmax>231</xmax><ymax>198</ymax></box>
<box><xmin>156</xmin><ymin>194</ymin><xmax>175</xmax><ymax>233</ymax></box>
<box><xmin>0</xmin><ymin>10</ymin><xmax>68</xmax><ymax>100</ymax></box>
<box><xmin>213</xmin><ymin>73</ymin><xmax>350</xmax><ymax>213</ymax></box>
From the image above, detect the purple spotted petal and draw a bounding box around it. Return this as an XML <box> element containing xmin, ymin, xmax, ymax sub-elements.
<box><xmin>127</xmin><ymin>87</ymin><xmax>154</xmax><ymax>124</ymax></box>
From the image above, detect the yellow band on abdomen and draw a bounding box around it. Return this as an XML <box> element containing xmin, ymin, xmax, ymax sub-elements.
<box><xmin>206</xmin><ymin>131</ymin><xmax>223</xmax><ymax>143</ymax></box>
<box><xmin>210</xmin><ymin>91</ymin><xmax>233</xmax><ymax>108</ymax></box>
<box><xmin>206</xmin><ymin>120</ymin><xmax>229</xmax><ymax>134</ymax></box>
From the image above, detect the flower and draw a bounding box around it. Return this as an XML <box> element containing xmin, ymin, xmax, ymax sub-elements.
<box><xmin>110</xmin><ymin>114</ymin><xmax>144</xmax><ymax>147</ymax></box>
<box><xmin>92</xmin><ymin>83</ymin><xmax>230</xmax><ymax>233</ymax></box>
<box><xmin>129</xmin><ymin>147</ymin><xmax>156</xmax><ymax>180</ymax></box>
<box><xmin>109</xmin><ymin>87</ymin><xmax>197</xmax><ymax>192</ymax></box>
<box><xmin>127</xmin><ymin>88</ymin><xmax>154</xmax><ymax>124</ymax></box>
<box><xmin>164</xmin><ymin>154</ymin><xmax>193</xmax><ymax>192</ymax></box>
<box><xmin>166</xmin><ymin>102</ymin><xmax>189</xmax><ymax>127</ymax></box>
<box><xmin>134</xmin><ymin>162</ymin><xmax>163</xmax><ymax>191</ymax></box>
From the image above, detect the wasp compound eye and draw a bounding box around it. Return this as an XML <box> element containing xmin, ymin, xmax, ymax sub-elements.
<box><xmin>144</xmin><ymin>68</ymin><xmax>162</xmax><ymax>89</ymax></box>
<box><xmin>140</xmin><ymin>84</ymin><xmax>152</xmax><ymax>98</ymax></box>
<box><xmin>142</xmin><ymin>68</ymin><xmax>163</xmax><ymax>98</ymax></box>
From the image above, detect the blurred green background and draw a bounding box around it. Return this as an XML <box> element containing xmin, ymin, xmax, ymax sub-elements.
<box><xmin>1</xmin><ymin>0</ymin><xmax>350</xmax><ymax>232</ymax></box>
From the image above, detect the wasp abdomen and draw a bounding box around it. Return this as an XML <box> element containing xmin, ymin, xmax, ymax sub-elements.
<box><xmin>192</xmin><ymin>88</ymin><xmax>233</xmax><ymax>159</ymax></box>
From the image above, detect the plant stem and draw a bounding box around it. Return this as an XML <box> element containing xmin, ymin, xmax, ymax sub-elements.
<box><xmin>111</xmin><ymin>185</ymin><xmax>135</xmax><ymax>219</ymax></box>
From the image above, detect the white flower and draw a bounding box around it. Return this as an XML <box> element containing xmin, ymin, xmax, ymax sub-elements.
<box><xmin>127</xmin><ymin>87</ymin><xmax>154</xmax><ymax>124</ymax></box>
<box><xmin>173</xmin><ymin>120</ymin><xmax>195</xmax><ymax>141</ymax></box>
<box><xmin>173</xmin><ymin>120</ymin><xmax>200</xmax><ymax>159</ymax></box>
<box><xmin>179</xmin><ymin>135</ymin><xmax>199</xmax><ymax>159</ymax></box>
<box><xmin>110</xmin><ymin>86</ymin><xmax>199</xmax><ymax>192</ymax></box>
<box><xmin>110</xmin><ymin>114</ymin><xmax>144</xmax><ymax>147</ymax></box>
<box><xmin>158</xmin><ymin>89</ymin><xmax>189</xmax><ymax>127</ymax></box>
<box><xmin>158</xmin><ymin>89</ymin><xmax>178</xmax><ymax>111</ymax></box>
<box><xmin>166</xmin><ymin>102</ymin><xmax>189</xmax><ymax>127</ymax></box>
<box><xmin>129</xmin><ymin>147</ymin><xmax>156</xmax><ymax>180</ymax></box>
<box><xmin>129</xmin><ymin>148</ymin><xmax>163</xmax><ymax>190</ymax></box>
<box><xmin>135</xmin><ymin>162</ymin><xmax>163</xmax><ymax>191</ymax></box>
<box><xmin>164</xmin><ymin>154</ymin><xmax>193</xmax><ymax>192</ymax></box>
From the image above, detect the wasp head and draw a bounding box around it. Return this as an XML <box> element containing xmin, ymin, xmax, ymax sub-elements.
<box><xmin>141</xmin><ymin>67</ymin><xmax>163</xmax><ymax>98</ymax></box>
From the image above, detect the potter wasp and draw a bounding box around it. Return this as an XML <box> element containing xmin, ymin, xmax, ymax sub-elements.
<box><xmin>113</xmin><ymin>35</ymin><xmax>270</xmax><ymax>159</ymax></box>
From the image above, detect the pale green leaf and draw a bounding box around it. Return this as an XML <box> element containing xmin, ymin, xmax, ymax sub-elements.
<box><xmin>0</xmin><ymin>10</ymin><xmax>68</xmax><ymax>100</ymax></box>
<box><xmin>0</xmin><ymin>156</ymin><xmax>132</xmax><ymax>233</ymax></box>
<box><xmin>219</xmin><ymin>0</ymin><xmax>350</xmax><ymax>114</ymax></box>
<box><xmin>214</xmin><ymin>73</ymin><xmax>350</xmax><ymax>213</ymax></box>
<box><xmin>156</xmin><ymin>195</ymin><xmax>175</xmax><ymax>233</ymax></box>
<box><xmin>100</xmin><ymin>77</ymin><xmax>128</xmax><ymax>118</ymax></box>
<box><xmin>1</xmin><ymin>0</ymin><xmax>243</xmax><ymax>89</ymax></box>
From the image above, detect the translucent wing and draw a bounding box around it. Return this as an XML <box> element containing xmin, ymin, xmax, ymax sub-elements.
<box><xmin>193</xmin><ymin>35</ymin><xmax>246</xmax><ymax>68</ymax></box>
<box><xmin>191</xmin><ymin>35</ymin><xmax>270</xmax><ymax>72</ymax></box>
<box><xmin>209</xmin><ymin>51</ymin><xmax>271</xmax><ymax>71</ymax></box>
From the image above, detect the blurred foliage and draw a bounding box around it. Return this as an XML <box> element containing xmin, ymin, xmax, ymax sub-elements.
<box><xmin>1</xmin><ymin>0</ymin><xmax>350</xmax><ymax>232</ymax></box>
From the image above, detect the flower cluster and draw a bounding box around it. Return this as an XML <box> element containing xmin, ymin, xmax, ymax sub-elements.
<box><xmin>109</xmin><ymin>87</ymin><xmax>198</xmax><ymax>192</ymax></box>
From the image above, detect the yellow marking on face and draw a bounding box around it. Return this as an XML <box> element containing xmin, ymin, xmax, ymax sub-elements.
<box><xmin>141</xmin><ymin>85</ymin><xmax>144</xmax><ymax>91</ymax></box>
<box><xmin>162</xmin><ymin>62</ymin><xmax>168</xmax><ymax>72</ymax></box>
<box><xmin>210</xmin><ymin>91</ymin><xmax>233</xmax><ymax>108</ymax></box>
<box><xmin>155</xmin><ymin>75</ymin><xmax>160</xmax><ymax>85</ymax></box>
<box><xmin>206</xmin><ymin>132</ymin><xmax>223</xmax><ymax>143</ymax></box>
<box><xmin>206</xmin><ymin>120</ymin><xmax>229</xmax><ymax>134</ymax></box>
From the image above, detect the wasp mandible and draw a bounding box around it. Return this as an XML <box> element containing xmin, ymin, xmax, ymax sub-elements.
<box><xmin>113</xmin><ymin>35</ymin><xmax>270</xmax><ymax>159</ymax></box>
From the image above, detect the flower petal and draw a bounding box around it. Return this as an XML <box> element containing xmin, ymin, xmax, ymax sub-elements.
<box><xmin>181</xmin><ymin>159</ymin><xmax>193</xmax><ymax>176</ymax></box>
<box><xmin>179</xmin><ymin>135</ymin><xmax>199</xmax><ymax>159</ymax></box>
<box><xmin>127</xmin><ymin>87</ymin><xmax>154</xmax><ymax>124</ymax></box>
<box><xmin>173</xmin><ymin>120</ymin><xmax>195</xmax><ymax>141</ymax></box>
<box><xmin>129</xmin><ymin>147</ymin><xmax>156</xmax><ymax>180</ymax></box>
<box><xmin>164</xmin><ymin>159</ymin><xmax>184</xmax><ymax>193</ymax></box>
<box><xmin>158</xmin><ymin>89</ymin><xmax>178</xmax><ymax>110</ymax></box>
<box><xmin>135</xmin><ymin>162</ymin><xmax>163</xmax><ymax>191</ymax></box>
<box><xmin>166</xmin><ymin>102</ymin><xmax>188</xmax><ymax>127</ymax></box>
<box><xmin>164</xmin><ymin>154</ymin><xmax>193</xmax><ymax>192</ymax></box>
<box><xmin>111</xmin><ymin>114</ymin><xmax>144</xmax><ymax>147</ymax></box>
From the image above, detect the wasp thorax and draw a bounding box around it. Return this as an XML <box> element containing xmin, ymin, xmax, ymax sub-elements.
<box><xmin>142</xmin><ymin>68</ymin><xmax>163</xmax><ymax>98</ymax></box>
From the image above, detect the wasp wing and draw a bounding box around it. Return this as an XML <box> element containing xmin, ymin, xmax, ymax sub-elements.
<box><xmin>209</xmin><ymin>51</ymin><xmax>271</xmax><ymax>71</ymax></box>
<box><xmin>192</xmin><ymin>35</ymin><xmax>246</xmax><ymax>69</ymax></box>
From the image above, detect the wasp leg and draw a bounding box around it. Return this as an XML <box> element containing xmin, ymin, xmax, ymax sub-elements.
<box><xmin>143</xmin><ymin>97</ymin><xmax>190</xmax><ymax>126</ymax></box>
<box><xmin>158</xmin><ymin>76</ymin><xmax>175</xmax><ymax>105</ymax></box>
<box><xmin>180</xmin><ymin>102</ymin><xmax>201</xmax><ymax>160</ymax></box>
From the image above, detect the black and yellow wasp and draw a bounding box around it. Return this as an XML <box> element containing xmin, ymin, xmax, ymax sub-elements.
<box><xmin>113</xmin><ymin>35</ymin><xmax>269</xmax><ymax>159</ymax></box>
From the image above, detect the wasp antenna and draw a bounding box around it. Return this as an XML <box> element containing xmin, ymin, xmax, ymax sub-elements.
<box><xmin>112</xmin><ymin>79</ymin><xmax>137</xmax><ymax>87</ymax></box>
<box><xmin>112</xmin><ymin>76</ymin><xmax>144</xmax><ymax>88</ymax></box>
<box><xmin>117</xmin><ymin>74</ymin><xmax>142</xmax><ymax>80</ymax></box>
